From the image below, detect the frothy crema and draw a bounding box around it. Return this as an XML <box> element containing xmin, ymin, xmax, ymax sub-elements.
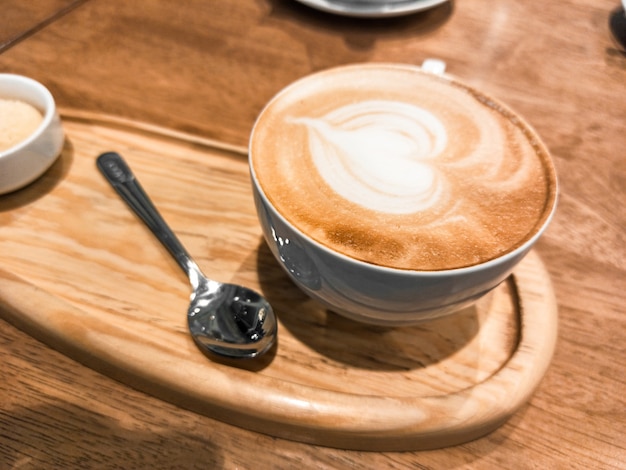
<box><xmin>250</xmin><ymin>64</ymin><xmax>557</xmax><ymax>271</ymax></box>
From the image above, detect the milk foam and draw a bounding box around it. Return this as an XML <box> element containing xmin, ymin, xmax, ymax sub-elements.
<box><xmin>292</xmin><ymin>100</ymin><xmax>446</xmax><ymax>214</ymax></box>
<box><xmin>250</xmin><ymin>65</ymin><xmax>557</xmax><ymax>271</ymax></box>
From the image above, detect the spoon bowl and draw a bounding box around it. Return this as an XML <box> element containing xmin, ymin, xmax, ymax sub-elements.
<box><xmin>97</xmin><ymin>151</ymin><xmax>277</xmax><ymax>359</ymax></box>
<box><xmin>187</xmin><ymin>277</ymin><xmax>275</xmax><ymax>357</ymax></box>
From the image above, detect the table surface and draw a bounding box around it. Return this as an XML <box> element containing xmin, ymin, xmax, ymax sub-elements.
<box><xmin>1</xmin><ymin>0</ymin><xmax>624</xmax><ymax>468</ymax></box>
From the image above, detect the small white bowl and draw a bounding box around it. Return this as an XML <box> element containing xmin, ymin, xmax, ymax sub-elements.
<box><xmin>0</xmin><ymin>74</ymin><xmax>64</xmax><ymax>195</ymax></box>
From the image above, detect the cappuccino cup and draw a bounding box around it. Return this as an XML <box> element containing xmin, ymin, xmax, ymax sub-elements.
<box><xmin>249</xmin><ymin>62</ymin><xmax>557</xmax><ymax>325</ymax></box>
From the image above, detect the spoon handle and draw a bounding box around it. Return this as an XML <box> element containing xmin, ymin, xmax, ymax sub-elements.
<box><xmin>96</xmin><ymin>151</ymin><xmax>198</xmax><ymax>279</ymax></box>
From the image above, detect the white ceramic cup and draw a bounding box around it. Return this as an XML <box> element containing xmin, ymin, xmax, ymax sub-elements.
<box><xmin>0</xmin><ymin>74</ymin><xmax>64</xmax><ymax>195</ymax></box>
<box><xmin>249</xmin><ymin>63</ymin><xmax>558</xmax><ymax>326</ymax></box>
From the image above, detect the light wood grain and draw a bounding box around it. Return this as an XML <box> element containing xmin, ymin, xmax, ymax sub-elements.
<box><xmin>1</xmin><ymin>0</ymin><xmax>625</xmax><ymax>467</ymax></box>
<box><xmin>0</xmin><ymin>113</ymin><xmax>557</xmax><ymax>451</ymax></box>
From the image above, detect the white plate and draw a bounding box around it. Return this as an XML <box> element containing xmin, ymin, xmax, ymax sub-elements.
<box><xmin>294</xmin><ymin>0</ymin><xmax>449</xmax><ymax>18</ymax></box>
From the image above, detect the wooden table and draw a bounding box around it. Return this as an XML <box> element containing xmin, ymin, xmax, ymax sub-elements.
<box><xmin>1</xmin><ymin>0</ymin><xmax>624</xmax><ymax>468</ymax></box>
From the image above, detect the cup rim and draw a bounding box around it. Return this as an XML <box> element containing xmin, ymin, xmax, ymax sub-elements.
<box><xmin>0</xmin><ymin>74</ymin><xmax>57</xmax><ymax>159</ymax></box>
<box><xmin>251</xmin><ymin>168</ymin><xmax>558</xmax><ymax>277</ymax></box>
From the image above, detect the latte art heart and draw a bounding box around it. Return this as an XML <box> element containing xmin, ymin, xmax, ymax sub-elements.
<box><xmin>292</xmin><ymin>100</ymin><xmax>446</xmax><ymax>215</ymax></box>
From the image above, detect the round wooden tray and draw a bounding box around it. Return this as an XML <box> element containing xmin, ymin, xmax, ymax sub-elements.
<box><xmin>0</xmin><ymin>111</ymin><xmax>558</xmax><ymax>451</ymax></box>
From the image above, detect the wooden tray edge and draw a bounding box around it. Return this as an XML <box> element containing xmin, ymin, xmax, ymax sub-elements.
<box><xmin>0</xmin><ymin>111</ymin><xmax>558</xmax><ymax>451</ymax></box>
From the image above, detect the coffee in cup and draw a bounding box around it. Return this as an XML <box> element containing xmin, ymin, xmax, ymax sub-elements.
<box><xmin>250</xmin><ymin>63</ymin><xmax>557</xmax><ymax>324</ymax></box>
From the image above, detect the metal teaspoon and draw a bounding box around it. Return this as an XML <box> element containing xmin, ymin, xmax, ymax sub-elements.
<box><xmin>97</xmin><ymin>152</ymin><xmax>277</xmax><ymax>359</ymax></box>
